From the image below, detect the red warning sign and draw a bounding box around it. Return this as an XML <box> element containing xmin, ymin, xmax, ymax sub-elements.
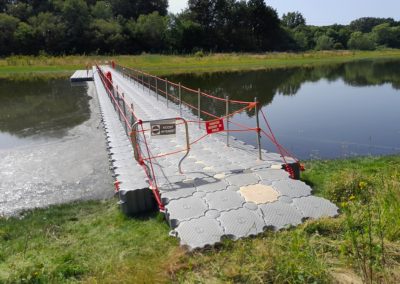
<box><xmin>206</xmin><ymin>119</ymin><xmax>225</xmax><ymax>134</ymax></box>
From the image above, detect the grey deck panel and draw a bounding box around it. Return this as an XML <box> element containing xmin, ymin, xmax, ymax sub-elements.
<box><xmin>93</xmin><ymin>66</ymin><xmax>339</xmax><ymax>250</ymax></box>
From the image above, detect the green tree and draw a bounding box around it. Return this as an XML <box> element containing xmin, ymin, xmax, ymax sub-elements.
<box><xmin>6</xmin><ymin>2</ymin><xmax>32</xmax><ymax>21</ymax></box>
<box><xmin>315</xmin><ymin>35</ymin><xmax>334</xmax><ymax>50</ymax></box>
<box><xmin>91</xmin><ymin>1</ymin><xmax>112</xmax><ymax>19</ymax></box>
<box><xmin>247</xmin><ymin>0</ymin><xmax>281</xmax><ymax>51</ymax></box>
<box><xmin>91</xmin><ymin>19</ymin><xmax>124</xmax><ymax>53</ymax></box>
<box><xmin>29</xmin><ymin>12</ymin><xmax>67</xmax><ymax>54</ymax></box>
<box><xmin>348</xmin><ymin>32</ymin><xmax>375</xmax><ymax>50</ymax></box>
<box><xmin>134</xmin><ymin>11</ymin><xmax>168</xmax><ymax>52</ymax></box>
<box><xmin>187</xmin><ymin>0</ymin><xmax>236</xmax><ymax>51</ymax></box>
<box><xmin>390</xmin><ymin>26</ymin><xmax>400</xmax><ymax>48</ymax></box>
<box><xmin>350</xmin><ymin>17</ymin><xmax>395</xmax><ymax>33</ymax></box>
<box><xmin>337</xmin><ymin>27</ymin><xmax>352</xmax><ymax>48</ymax></box>
<box><xmin>372</xmin><ymin>23</ymin><xmax>400</xmax><ymax>48</ymax></box>
<box><xmin>0</xmin><ymin>13</ymin><xmax>19</xmax><ymax>55</ymax></box>
<box><xmin>292</xmin><ymin>30</ymin><xmax>308</xmax><ymax>50</ymax></box>
<box><xmin>109</xmin><ymin>0</ymin><xmax>168</xmax><ymax>20</ymax></box>
<box><xmin>228</xmin><ymin>1</ymin><xmax>255</xmax><ymax>51</ymax></box>
<box><xmin>282</xmin><ymin>11</ymin><xmax>306</xmax><ymax>29</ymax></box>
<box><xmin>14</xmin><ymin>21</ymin><xmax>35</xmax><ymax>53</ymax></box>
<box><xmin>168</xmin><ymin>13</ymin><xmax>203</xmax><ymax>52</ymax></box>
<box><xmin>61</xmin><ymin>0</ymin><xmax>90</xmax><ymax>53</ymax></box>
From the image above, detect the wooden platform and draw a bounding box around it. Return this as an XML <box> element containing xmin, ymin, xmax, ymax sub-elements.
<box><xmin>70</xmin><ymin>70</ymin><xmax>93</xmax><ymax>82</ymax></box>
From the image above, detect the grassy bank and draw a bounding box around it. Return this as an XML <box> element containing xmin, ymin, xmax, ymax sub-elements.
<box><xmin>1</xmin><ymin>155</ymin><xmax>399</xmax><ymax>283</ymax></box>
<box><xmin>1</xmin><ymin>49</ymin><xmax>400</xmax><ymax>79</ymax></box>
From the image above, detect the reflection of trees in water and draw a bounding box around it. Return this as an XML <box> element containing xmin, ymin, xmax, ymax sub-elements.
<box><xmin>170</xmin><ymin>69</ymin><xmax>300</xmax><ymax>117</ymax></box>
<box><xmin>0</xmin><ymin>79</ymin><xmax>90</xmax><ymax>137</ymax></box>
<box><xmin>343</xmin><ymin>60</ymin><xmax>400</xmax><ymax>89</ymax></box>
<box><xmin>169</xmin><ymin>59</ymin><xmax>400</xmax><ymax>117</ymax></box>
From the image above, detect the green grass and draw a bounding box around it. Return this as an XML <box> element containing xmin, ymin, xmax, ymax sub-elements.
<box><xmin>1</xmin><ymin>155</ymin><xmax>399</xmax><ymax>283</ymax></box>
<box><xmin>2</xmin><ymin>50</ymin><xmax>400</xmax><ymax>79</ymax></box>
<box><xmin>0</xmin><ymin>201</ymin><xmax>179</xmax><ymax>283</ymax></box>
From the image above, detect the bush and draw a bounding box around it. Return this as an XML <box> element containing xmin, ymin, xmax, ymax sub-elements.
<box><xmin>194</xmin><ymin>50</ymin><xmax>204</xmax><ymax>58</ymax></box>
<box><xmin>333</xmin><ymin>42</ymin><xmax>344</xmax><ymax>50</ymax></box>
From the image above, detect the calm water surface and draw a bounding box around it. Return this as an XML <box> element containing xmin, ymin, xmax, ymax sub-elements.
<box><xmin>0</xmin><ymin>79</ymin><xmax>90</xmax><ymax>149</ymax></box>
<box><xmin>170</xmin><ymin>60</ymin><xmax>400</xmax><ymax>159</ymax></box>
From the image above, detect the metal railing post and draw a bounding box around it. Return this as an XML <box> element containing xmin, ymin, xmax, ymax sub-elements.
<box><xmin>255</xmin><ymin>97</ymin><xmax>262</xmax><ymax>160</ymax></box>
<box><xmin>155</xmin><ymin>78</ymin><xmax>158</xmax><ymax>101</ymax></box>
<box><xmin>226</xmin><ymin>96</ymin><xmax>229</xmax><ymax>147</ymax></box>
<box><xmin>130</xmin><ymin>103</ymin><xmax>135</xmax><ymax>125</ymax></box>
<box><xmin>198</xmin><ymin>88</ymin><xmax>201</xmax><ymax>128</ymax></box>
<box><xmin>116</xmin><ymin>89</ymin><xmax>121</xmax><ymax>122</ymax></box>
<box><xmin>179</xmin><ymin>82</ymin><xmax>182</xmax><ymax>116</ymax></box>
<box><xmin>112</xmin><ymin>86</ymin><xmax>117</xmax><ymax>110</ymax></box>
<box><xmin>166</xmin><ymin>78</ymin><xmax>169</xmax><ymax>108</ymax></box>
<box><xmin>122</xmin><ymin>93</ymin><xmax>127</xmax><ymax>134</ymax></box>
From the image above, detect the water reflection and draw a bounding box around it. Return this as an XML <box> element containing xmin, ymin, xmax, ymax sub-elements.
<box><xmin>170</xmin><ymin>59</ymin><xmax>400</xmax><ymax>159</ymax></box>
<box><xmin>170</xmin><ymin>59</ymin><xmax>400</xmax><ymax>112</ymax></box>
<box><xmin>0</xmin><ymin>79</ymin><xmax>90</xmax><ymax>145</ymax></box>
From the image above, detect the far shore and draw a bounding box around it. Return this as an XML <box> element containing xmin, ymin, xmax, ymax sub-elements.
<box><xmin>1</xmin><ymin>49</ymin><xmax>400</xmax><ymax>80</ymax></box>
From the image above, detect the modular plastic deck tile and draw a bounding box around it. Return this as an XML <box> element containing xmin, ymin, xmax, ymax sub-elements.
<box><xmin>259</xmin><ymin>201</ymin><xmax>304</xmax><ymax>230</ymax></box>
<box><xmin>218</xmin><ymin>208</ymin><xmax>265</xmax><ymax>240</ymax></box>
<box><xmin>205</xmin><ymin>190</ymin><xmax>245</xmax><ymax>211</ymax></box>
<box><xmin>195</xmin><ymin>178</ymin><xmax>229</xmax><ymax>193</ymax></box>
<box><xmin>255</xmin><ymin>169</ymin><xmax>290</xmax><ymax>181</ymax></box>
<box><xmin>225</xmin><ymin>173</ymin><xmax>260</xmax><ymax>187</ymax></box>
<box><xmin>292</xmin><ymin>196</ymin><xmax>339</xmax><ymax>219</ymax></box>
<box><xmin>159</xmin><ymin>184</ymin><xmax>196</xmax><ymax>204</ymax></box>
<box><xmin>166</xmin><ymin>196</ymin><xmax>209</xmax><ymax>227</ymax></box>
<box><xmin>174</xmin><ymin>216</ymin><xmax>225</xmax><ymax>250</ymax></box>
<box><xmin>271</xmin><ymin>180</ymin><xmax>312</xmax><ymax>198</ymax></box>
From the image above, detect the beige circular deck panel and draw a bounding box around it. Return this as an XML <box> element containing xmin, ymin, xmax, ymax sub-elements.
<box><xmin>239</xmin><ymin>184</ymin><xmax>280</xmax><ymax>204</ymax></box>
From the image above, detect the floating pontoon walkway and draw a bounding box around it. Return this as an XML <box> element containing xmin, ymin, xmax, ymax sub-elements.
<box><xmin>92</xmin><ymin>65</ymin><xmax>338</xmax><ymax>250</ymax></box>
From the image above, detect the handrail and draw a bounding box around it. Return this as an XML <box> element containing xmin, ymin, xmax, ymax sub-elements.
<box><xmin>114</xmin><ymin>63</ymin><xmax>253</xmax><ymax>106</ymax></box>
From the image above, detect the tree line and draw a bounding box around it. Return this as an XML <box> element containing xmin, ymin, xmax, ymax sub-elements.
<box><xmin>283</xmin><ymin>13</ymin><xmax>400</xmax><ymax>51</ymax></box>
<box><xmin>0</xmin><ymin>0</ymin><xmax>400</xmax><ymax>56</ymax></box>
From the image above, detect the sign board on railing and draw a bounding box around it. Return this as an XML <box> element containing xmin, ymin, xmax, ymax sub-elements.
<box><xmin>206</xmin><ymin>119</ymin><xmax>225</xmax><ymax>134</ymax></box>
<box><xmin>150</xmin><ymin>119</ymin><xmax>176</xmax><ymax>137</ymax></box>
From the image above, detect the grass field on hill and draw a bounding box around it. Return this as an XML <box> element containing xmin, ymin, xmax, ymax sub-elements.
<box><xmin>1</xmin><ymin>50</ymin><xmax>400</xmax><ymax>80</ymax></box>
<box><xmin>1</xmin><ymin>155</ymin><xmax>399</xmax><ymax>283</ymax></box>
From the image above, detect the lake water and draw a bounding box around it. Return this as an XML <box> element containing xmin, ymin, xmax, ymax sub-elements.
<box><xmin>0</xmin><ymin>80</ymin><xmax>113</xmax><ymax>216</ymax></box>
<box><xmin>1</xmin><ymin>60</ymin><xmax>399</xmax><ymax>160</ymax></box>
<box><xmin>169</xmin><ymin>59</ymin><xmax>400</xmax><ymax>160</ymax></box>
<box><xmin>0</xmin><ymin>79</ymin><xmax>90</xmax><ymax>149</ymax></box>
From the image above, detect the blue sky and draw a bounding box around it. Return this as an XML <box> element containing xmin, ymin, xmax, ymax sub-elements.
<box><xmin>168</xmin><ymin>0</ymin><xmax>400</xmax><ymax>26</ymax></box>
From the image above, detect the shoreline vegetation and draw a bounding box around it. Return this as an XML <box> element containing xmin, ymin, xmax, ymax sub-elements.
<box><xmin>1</xmin><ymin>155</ymin><xmax>399</xmax><ymax>283</ymax></box>
<box><xmin>1</xmin><ymin>49</ymin><xmax>400</xmax><ymax>80</ymax></box>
